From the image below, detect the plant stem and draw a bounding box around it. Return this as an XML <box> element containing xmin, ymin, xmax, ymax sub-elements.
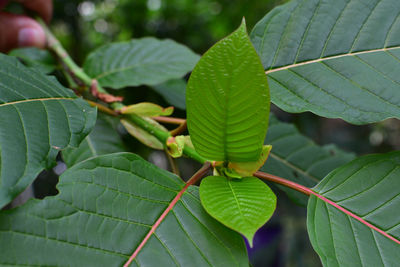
<box><xmin>39</xmin><ymin>19</ymin><xmax>108</xmax><ymax>94</ymax></box>
<box><xmin>86</xmin><ymin>100</ymin><xmax>118</xmax><ymax>117</ymax></box>
<box><xmin>170</xmin><ymin>121</ymin><xmax>187</xmax><ymax>136</ymax></box>
<box><xmin>254</xmin><ymin>171</ymin><xmax>312</xmax><ymax>196</ymax></box>
<box><xmin>42</xmin><ymin>23</ymin><xmax>312</xmax><ymax>196</ymax></box>
<box><xmin>152</xmin><ymin>116</ymin><xmax>186</xmax><ymax>124</ymax></box>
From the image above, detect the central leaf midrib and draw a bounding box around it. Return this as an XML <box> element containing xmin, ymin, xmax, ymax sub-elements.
<box><xmin>265</xmin><ymin>46</ymin><xmax>400</xmax><ymax>74</ymax></box>
<box><xmin>0</xmin><ymin>97</ymin><xmax>75</xmax><ymax>108</ymax></box>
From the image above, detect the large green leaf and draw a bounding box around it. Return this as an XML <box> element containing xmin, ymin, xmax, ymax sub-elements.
<box><xmin>200</xmin><ymin>176</ymin><xmax>276</xmax><ymax>246</ymax></box>
<box><xmin>307</xmin><ymin>151</ymin><xmax>400</xmax><ymax>266</ymax></box>
<box><xmin>0</xmin><ymin>54</ymin><xmax>96</xmax><ymax>208</ymax></box>
<box><xmin>83</xmin><ymin>38</ymin><xmax>200</xmax><ymax>89</ymax></box>
<box><xmin>0</xmin><ymin>153</ymin><xmax>248</xmax><ymax>266</ymax></box>
<box><xmin>187</xmin><ymin>20</ymin><xmax>270</xmax><ymax>162</ymax></box>
<box><xmin>152</xmin><ymin>79</ymin><xmax>186</xmax><ymax>110</ymax></box>
<box><xmin>251</xmin><ymin>0</ymin><xmax>400</xmax><ymax>124</ymax></box>
<box><xmin>261</xmin><ymin>115</ymin><xmax>355</xmax><ymax>205</ymax></box>
<box><xmin>62</xmin><ymin>116</ymin><xmax>125</xmax><ymax>167</ymax></box>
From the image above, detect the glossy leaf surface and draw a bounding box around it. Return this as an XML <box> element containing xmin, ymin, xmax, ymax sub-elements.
<box><xmin>0</xmin><ymin>54</ymin><xmax>96</xmax><ymax>208</ymax></box>
<box><xmin>251</xmin><ymin>0</ymin><xmax>400</xmax><ymax>124</ymax></box>
<box><xmin>200</xmin><ymin>176</ymin><xmax>276</xmax><ymax>246</ymax></box>
<box><xmin>83</xmin><ymin>38</ymin><xmax>199</xmax><ymax>89</ymax></box>
<box><xmin>0</xmin><ymin>153</ymin><xmax>248</xmax><ymax>266</ymax></box>
<box><xmin>187</xmin><ymin>20</ymin><xmax>270</xmax><ymax>162</ymax></box>
<box><xmin>62</xmin><ymin>116</ymin><xmax>125</xmax><ymax>167</ymax></box>
<box><xmin>261</xmin><ymin>115</ymin><xmax>355</xmax><ymax>206</ymax></box>
<box><xmin>308</xmin><ymin>152</ymin><xmax>400</xmax><ymax>266</ymax></box>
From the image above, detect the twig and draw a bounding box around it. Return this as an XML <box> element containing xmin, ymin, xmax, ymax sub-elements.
<box><xmin>86</xmin><ymin>100</ymin><xmax>119</xmax><ymax>117</ymax></box>
<box><xmin>166</xmin><ymin>150</ymin><xmax>181</xmax><ymax>176</ymax></box>
<box><xmin>152</xmin><ymin>116</ymin><xmax>186</xmax><ymax>125</ymax></box>
<box><xmin>170</xmin><ymin>121</ymin><xmax>187</xmax><ymax>136</ymax></box>
<box><xmin>254</xmin><ymin>171</ymin><xmax>311</xmax><ymax>196</ymax></box>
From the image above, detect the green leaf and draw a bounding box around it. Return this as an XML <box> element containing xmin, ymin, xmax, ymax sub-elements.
<box><xmin>62</xmin><ymin>116</ymin><xmax>125</xmax><ymax>167</ymax></box>
<box><xmin>9</xmin><ymin>47</ymin><xmax>56</xmax><ymax>74</ymax></box>
<box><xmin>200</xmin><ymin>176</ymin><xmax>277</xmax><ymax>246</ymax></box>
<box><xmin>121</xmin><ymin>117</ymin><xmax>166</xmax><ymax>150</ymax></box>
<box><xmin>307</xmin><ymin>151</ymin><xmax>400</xmax><ymax>266</ymax></box>
<box><xmin>152</xmin><ymin>79</ymin><xmax>186</xmax><ymax>110</ymax></box>
<box><xmin>251</xmin><ymin>0</ymin><xmax>400</xmax><ymax>124</ymax></box>
<box><xmin>120</xmin><ymin>102</ymin><xmax>174</xmax><ymax>116</ymax></box>
<box><xmin>228</xmin><ymin>145</ymin><xmax>272</xmax><ymax>177</ymax></box>
<box><xmin>83</xmin><ymin>38</ymin><xmax>200</xmax><ymax>89</ymax></box>
<box><xmin>0</xmin><ymin>153</ymin><xmax>248</xmax><ymax>266</ymax></box>
<box><xmin>261</xmin><ymin>115</ymin><xmax>355</xmax><ymax>206</ymax></box>
<box><xmin>187</xmin><ymin>19</ymin><xmax>270</xmax><ymax>162</ymax></box>
<box><xmin>0</xmin><ymin>54</ymin><xmax>96</xmax><ymax>208</ymax></box>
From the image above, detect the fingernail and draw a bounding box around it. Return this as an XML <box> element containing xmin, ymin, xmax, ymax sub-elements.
<box><xmin>18</xmin><ymin>28</ymin><xmax>42</xmax><ymax>47</ymax></box>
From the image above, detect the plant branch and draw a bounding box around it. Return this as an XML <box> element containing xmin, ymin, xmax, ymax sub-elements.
<box><xmin>166</xmin><ymin>150</ymin><xmax>181</xmax><ymax>176</ymax></box>
<box><xmin>124</xmin><ymin>162</ymin><xmax>211</xmax><ymax>267</ymax></box>
<box><xmin>152</xmin><ymin>116</ymin><xmax>186</xmax><ymax>125</ymax></box>
<box><xmin>254</xmin><ymin>171</ymin><xmax>312</xmax><ymax>196</ymax></box>
<box><xmin>170</xmin><ymin>121</ymin><xmax>187</xmax><ymax>136</ymax></box>
<box><xmin>86</xmin><ymin>100</ymin><xmax>119</xmax><ymax>117</ymax></box>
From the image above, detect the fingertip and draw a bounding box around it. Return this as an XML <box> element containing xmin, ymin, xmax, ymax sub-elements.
<box><xmin>17</xmin><ymin>26</ymin><xmax>46</xmax><ymax>48</ymax></box>
<box><xmin>0</xmin><ymin>13</ymin><xmax>46</xmax><ymax>52</ymax></box>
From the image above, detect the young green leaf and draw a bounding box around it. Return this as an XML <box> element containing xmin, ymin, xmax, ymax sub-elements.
<box><xmin>187</xmin><ymin>19</ymin><xmax>270</xmax><ymax>162</ymax></box>
<box><xmin>200</xmin><ymin>176</ymin><xmax>277</xmax><ymax>246</ymax></box>
<box><xmin>0</xmin><ymin>153</ymin><xmax>248</xmax><ymax>266</ymax></box>
<box><xmin>121</xmin><ymin>118</ymin><xmax>165</xmax><ymax>150</ymax></box>
<box><xmin>307</xmin><ymin>151</ymin><xmax>400</xmax><ymax>266</ymax></box>
<box><xmin>83</xmin><ymin>38</ymin><xmax>200</xmax><ymax>89</ymax></box>
<box><xmin>119</xmin><ymin>102</ymin><xmax>174</xmax><ymax>117</ymax></box>
<box><xmin>251</xmin><ymin>0</ymin><xmax>400</xmax><ymax>124</ymax></box>
<box><xmin>228</xmin><ymin>145</ymin><xmax>272</xmax><ymax>177</ymax></box>
<box><xmin>0</xmin><ymin>54</ymin><xmax>96</xmax><ymax>208</ymax></box>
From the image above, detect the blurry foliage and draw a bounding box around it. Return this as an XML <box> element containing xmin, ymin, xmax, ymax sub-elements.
<box><xmin>52</xmin><ymin>0</ymin><xmax>286</xmax><ymax>61</ymax></box>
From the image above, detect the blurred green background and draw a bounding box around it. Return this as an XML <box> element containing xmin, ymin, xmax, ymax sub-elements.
<box><xmin>8</xmin><ymin>0</ymin><xmax>400</xmax><ymax>266</ymax></box>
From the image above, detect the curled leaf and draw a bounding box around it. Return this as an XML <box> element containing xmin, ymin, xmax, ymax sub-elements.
<box><xmin>228</xmin><ymin>145</ymin><xmax>272</xmax><ymax>177</ymax></box>
<box><xmin>120</xmin><ymin>102</ymin><xmax>174</xmax><ymax>116</ymax></box>
<box><xmin>121</xmin><ymin>117</ymin><xmax>167</xmax><ymax>150</ymax></box>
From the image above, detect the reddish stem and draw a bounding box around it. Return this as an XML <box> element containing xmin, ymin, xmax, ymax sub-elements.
<box><xmin>123</xmin><ymin>162</ymin><xmax>211</xmax><ymax>267</ymax></box>
<box><xmin>170</xmin><ymin>121</ymin><xmax>187</xmax><ymax>136</ymax></box>
<box><xmin>254</xmin><ymin>171</ymin><xmax>400</xmax><ymax>245</ymax></box>
<box><xmin>152</xmin><ymin>116</ymin><xmax>186</xmax><ymax>125</ymax></box>
<box><xmin>254</xmin><ymin>171</ymin><xmax>312</xmax><ymax>195</ymax></box>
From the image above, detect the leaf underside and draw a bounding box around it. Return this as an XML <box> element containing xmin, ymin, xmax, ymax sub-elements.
<box><xmin>62</xmin><ymin>116</ymin><xmax>125</xmax><ymax>167</ymax></box>
<box><xmin>251</xmin><ymin>0</ymin><xmax>400</xmax><ymax>124</ymax></box>
<box><xmin>83</xmin><ymin>38</ymin><xmax>200</xmax><ymax>89</ymax></box>
<box><xmin>200</xmin><ymin>176</ymin><xmax>276</xmax><ymax>246</ymax></box>
<box><xmin>261</xmin><ymin>115</ymin><xmax>355</xmax><ymax>206</ymax></box>
<box><xmin>187</xmin><ymin>20</ymin><xmax>270</xmax><ymax>162</ymax></box>
<box><xmin>0</xmin><ymin>54</ymin><xmax>96</xmax><ymax>208</ymax></box>
<box><xmin>308</xmin><ymin>151</ymin><xmax>400</xmax><ymax>266</ymax></box>
<box><xmin>0</xmin><ymin>153</ymin><xmax>248</xmax><ymax>267</ymax></box>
